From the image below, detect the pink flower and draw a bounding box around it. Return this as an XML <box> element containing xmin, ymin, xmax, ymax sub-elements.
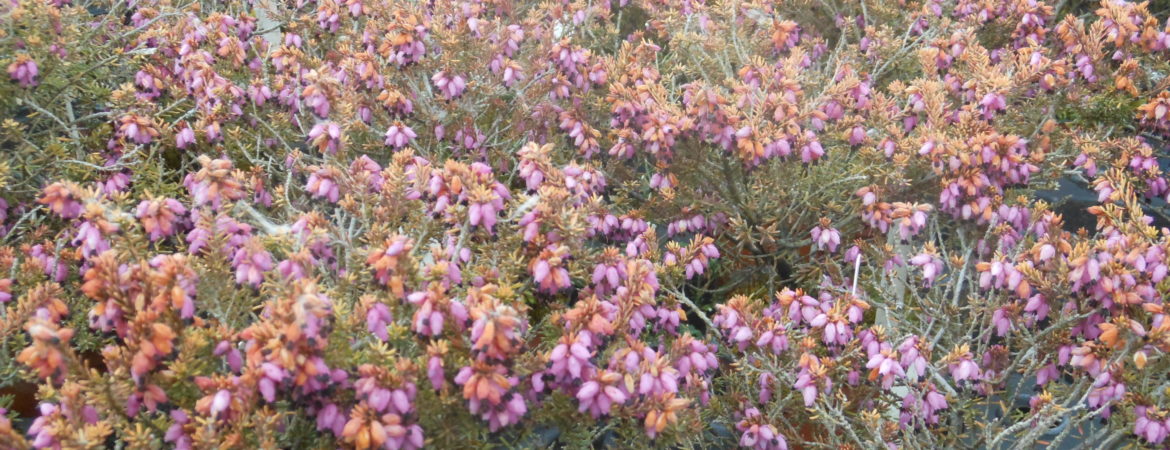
<box><xmin>316</xmin><ymin>5</ymin><xmax>340</xmax><ymax>31</ymax></box>
<box><xmin>674</xmin><ymin>337</ymin><xmax>719</xmax><ymax>377</ymax></box>
<box><xmin>667</xmin><ymin>214</ymin><xmax>709</xmax><ymax>236</ymax></box>
<box><xmin>366</xmin><ymin>303</ymin><xmax>392</xmax><ymax>341</ymax></box>
<box><xmin>900</xmin><ymin>385</ymin><xmax>948</xmax><ymax>427</ymax></box>
<box><xmin>1134</xmin><ymin>406</ymin><xmax>1170</xmax><ymax>444</ymax></box>
<box><xmin>454</xmin><ymin>364</ymin><xmax>527</xmax><ymax>431</ymax></box>
<box><xmin>979</xmin><ymin>92</ymin><xmax>1007</xmax><ymax>120</ymax></box>
<box><xmin>576</xmin><ymin>371</ymin><xmax>628</xmax><ymax>418</ymax></box>
<box><xmin>517</xmin><ymin>143</ymin><xmax>551</xmax><ymax>191</ymax></box>
<box><xmin>38</xmin><ymin>182</ymin><xmax>83</xmax><ymax>219</ymax></box>
<box><xmin>175</xmin><ymin>125</ymin><xmax>196</xmax><ymax>149</ymax></box>
<box><xmin>548</xmin><ymin>332</ymin><xmax>593</xmax><ymax>383</ymax></box>
<box><xmin>406</xmin><ymin>287</ymin><xmax>468</xmax><ymax>337</ymax></box>
<box><xmin>793</xmin><ymin>374</ymin><xmax>818</xmax><ymax>406</ymax></box>
<box><xmin>1075</xmin><ymin>55</ymin><xmax>1096</xmax><ymax>82</ymax></box>
<box><xmin>355</xmin><ymin>369</ymin><xmax>417</xmax><ymax>416</ymax></box>
<box><xmin>754</xmin><ymin>324</ymin><xmax>789</xmax><ymax>355</ymax></box>
<box><xmin>248</xmin><ymin>81</ymin><xmax>272</xmax><ymax>106</ymax></box>
<box><xmin>562</xmin><ymin>163</ymin><xmax>606</xmax><ymax>199</ymax></box>
<box><xmin>910</xmin><ymin>248</ymin><xmax>945</xmax><ymax>287</ymax></box>
<box><xmin>898</xmin><ymin>336</ymin><xmax>928</xmax><ymax>381</ymax></box>
<box><xmin>209</xmin><ymin>390</ymin><xmax>231</xmax><ymax>418</ymax></box>
<box><xmin>258</xmin><ymin>362</ymin><xmax>286</xmax><ymax>403</ymax></box>
<box><xmin>432</xmin><ymin>70</ymin><xmax>467</xmax><ymax>99</ymax></box>
<box><xmin>948</xmin><ymin>352</ymin><xmax>981</xmax><ymax>383</ymax></box>
<box><xmin>468</xmin><ymin>199</ymin><xmax>499</xmax><ymax>231</ymax></box>
<box><xmin>205</xmin><ymin>122</ymin><xmax>222</xmax><ymax>143</ymax></box>
<box><xmin>369</xmin><ymin>236</ymin><xmax>412</xmax><ymax>289</ymax></box>
<box><xmin>736</xmin><ymin>408</ymin><xmax>787</xmax><ymax>450</ymax></box>
<box><xmin>118</xmin><ymin>115</ymin><xmax>159</xmax><ymax>145</ymax></box>
<box><xmin>799</xmin><ymin>130</ymin><xmax>824</xmax><ymax>163</ymax></box>
<box><xmin>302</xmin><ymin>84</ymin><xmax>331</xmax><ymax>117</ymax></box>
<box><xmin>427</xmin><ymin>353</ymin><xmax>445</xmax><ymax>391</ymax></box>
<box><xmin>277</xmin><ymin>253</ymin><xmax>310</xmax><ymax>281</ymax></box>
<box><xmin>810</xmin><ymin>218</ymin><xmax>841</xmax><ymax>253</ymax></box>
<box><xmin>1024</xmin><ymin>293</ymin><xmax>1050</xmax><ymax>321</ymax></box>
<box><xmin>306</xmin><ymin>167</ymin><xmax>341</xmax><ymax>203</ymax></box>
<box><xmin>848</xmin><ymin>126</ymin><xmax>867</xmax><ymax>146</ymax></box>
<box><xmin>100</xmin><ymin>171</ymin><xmax>131</xmax><ymax>195</ymax></box>
<box><xmin>384</xmin><ymin>122</ymin><xmax>417</xmax><ymax>149</ymax></box>
<box><xmin>792</xmin><ymin>356</ymin><xmax>831</xmax><ymax>407</ymax></box>
<box><xmin>501</xmin><ymin>59</ymin><xmax>524</xmax><ymax>87</ymax></box>
<box><xmin>0</xmin><ymin>279</ymin><xmax>11</xmax><ymax>304</ymax></box>
<box><xmin>314</xmin><ymin>403</ymin><xmax>345</xmax><ymax>437</ymax></box>
<box><xmin>811</xmin><ymin>312</ymin><xmax>852</xmax><ymax>347</ymax></box>
<box><xmin>73</xmin><ymin>217</ymin><xmax>115</xmax><ymax>260</ymax></box>
<box><xmin>349</xmin><ymin>155</ymin><xmax>383</xmax><ymax>193</ymax></box>
<box><xmin>136</xmin><ymin>197</ymin><xmax>187</xmax><ymax>241</ymax></box>
<box><xmin>7</xmin><ymin>55</ymin><xmax>38</xmax><ymax>87</ymax></box>
<box><xmin>501</xmin><ymin>24</ymin><xmax>524</xmax><ymax>57</ymax></box>
<box><xmin>591</xmin><ymin>256</ymin><xmax>627</xmax><ymax>295</ymax></box>
<box><xmin>667</xmin><ymin>236</ymin><xmax>720</xmax><ymax>280</ymax></box>
<box><xmin>213</xmin><ymin>340</ymin><xmax>243</xmax><ymax>372</ymax></box>
<box><xmin>29</xmin><ymin>244</ymin><xmax>68</xmax><ymax>282</ymax></box>
<box><xmin>232</xmin><ymin>239</ymin><xmax>273</xmax><ymax>287</ymax></box>
<box><xmin>865</xmin><ymin>346</ymin><xmax>906</xmax><ymax>389</ymax></box>
<box><xmin>308</xmin><ymin>121</ymin><xmax>343</xmax><ymax>154</ymax></box>
<box><xmin>164</xmin><ymin>409</ymin><xmax>193</xmax><ymax>449</ymax></box>
<box><xmin>991</xmin><ymin>307</ymin><xmax>1013</xmax><ymax>336</ymax></box>
<box><xmin>637</xmin><ymin>355</ymin><xmax>680</xmax><ymax>397</ymax></box>
<box><xmin>531</xmin><ymin>245</ymin><xmax>572</xmax><ymax>294</ymax></box>
<box><xmin>29</xmin><ymin>403</ymin><xmax>62</xmax><ymax>448</ymax></box>
<box><xmin>184</xmin><ymin>156</ymin><xmax>244</xmax><ymax>210</ymax></box>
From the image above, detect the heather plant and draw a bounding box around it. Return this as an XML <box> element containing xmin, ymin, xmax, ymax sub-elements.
<box><xmin>1</xmin><ymin>0</ymin><xmax>1170</xmax><ymax>448</ymax></box>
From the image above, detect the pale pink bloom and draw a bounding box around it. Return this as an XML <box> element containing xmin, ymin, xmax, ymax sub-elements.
<box><xmin>576</xmin><ymin>373</ymin><xmax>628</xmax><ymax>419</ymax></box>
<box><xmin>799</xmin><ymin>131</ymin><xmax>824</xmax><ymax>163</ymax></box>
<box><xmin>432</xmin><ymin>70</ymin><xmax>467</xmax><ymax>99</ymax></box>
<box><xmin>910</xmin><ymin>251</ymin><xmax>944</xmax><ymax>287</ymax></box>
<box><xmin>810</xmin><ymin>222</ymin><xmax>841</xmax><ymax>253</ymax></box>
<box><xmin>548</xmin><ymin>332</ymin><xmax>593</xmax><ymax>383</ymax></box>
<box><xmin>948</xmin><ymin>357</ymin><xmax>981</xmax><ymax>383</ymax></box>
<box><xmin>176</xmin><ymin>125</ymin><xmax>196</xmax><ymax>149</ymax></box>
<box><xmin>979</xmin><ymin>92</ymin><xmax>1007</xmax><ymax>119</ymax></box>
<box><xmin>366</xmin><ymin>303</ymin><xmax>392</xmax><ymax>341</ymax></box>
<box><xmin>736</xmin><ymin>408</ymin><xmax>787</xmax><ymax>450</ymax></box>
<box><xmin>210</xmin><ymin>390</ymin><xmax>231</xmax><ymax>418</ymax></box>
<box><xmin>427</xmin><ymin>355</ymin><xmax>445</xmax><ymax>391</ymax></box>
<box><xmin>306</xmin><ymin>167</ymin><xmax>341</xmax><ymax>203</ymax></box>
<box><xmin>307</xmin><ymin>121</ymin><xmax>342</xmax><ymax>154</ymax></box>
<box><xmin>1134</xmin><ymin>406</ymin><xmax>1170</xmax><ymax>444</ymax></box>
<box><xmin>232</xmin><ymin>239</ymin><xmax>273</xmax><ymax>287</ymax></box>
<box><xmin>384</xmin><ymin>122</ymin><xmax>417</xmax><ymax>149</ymax></box>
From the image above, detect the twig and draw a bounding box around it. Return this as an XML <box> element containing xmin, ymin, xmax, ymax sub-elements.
<box><xmin>664</xmin><ymin>286</ymin><xmax>715</xmax><ymax>332</ymax></box>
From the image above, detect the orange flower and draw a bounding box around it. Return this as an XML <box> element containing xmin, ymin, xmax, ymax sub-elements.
<box><xmin>643</xmin><ymin>393</ymin><xmax>690</xmax><ymax>437</ymax></box>
<box><xmin>459</xmin><ymin>361</ymin><xmax>510</xmax><ymax>405</ymax></box>
<box><xmin>37</xmin><ymin>182</ymin><xmax>84</xmax><ymax>219</ymax></box>
<box><xmin>17</xmin><ymin>318</ymin><xmax>74</xmax><ymax>380</ymax></box>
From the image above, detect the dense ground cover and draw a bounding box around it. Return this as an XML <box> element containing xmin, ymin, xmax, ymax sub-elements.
<box><xmin>2</xmin><ymin>0</ymin><xmax>1170</xmax><ymax>447</ymax></box>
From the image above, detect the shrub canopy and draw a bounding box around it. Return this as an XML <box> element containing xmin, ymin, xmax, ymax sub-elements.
<box><xmin>1</xmin><ymin>0</ymin><xmax>1170</xmax><ymax>448</ymax></box>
